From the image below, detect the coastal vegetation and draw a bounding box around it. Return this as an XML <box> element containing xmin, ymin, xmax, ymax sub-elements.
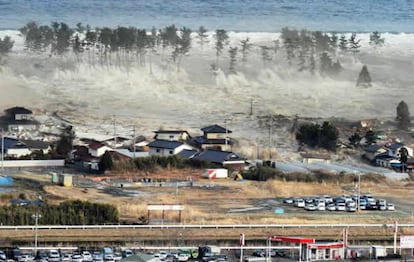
<box><xmin>0</xmin><ymin>200</ymin><xmax>119</xmax><ymax>225</ymax></box>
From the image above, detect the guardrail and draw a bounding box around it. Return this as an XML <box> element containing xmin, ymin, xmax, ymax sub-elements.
<box><xmin>0</xmin><ymin>223</ymin><xmax>413</xmax><ymax>230</ymax></box>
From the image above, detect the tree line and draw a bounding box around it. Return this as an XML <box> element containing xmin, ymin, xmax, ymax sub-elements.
<box><xmin>0</xmin><ymin>200</ymin><xmax>119</xmax><ymax>225</ymax></box>
<box><xmin>0</xmin><ymin>21</ymin><xmax>386</xmax><ymax>77</ymax></box>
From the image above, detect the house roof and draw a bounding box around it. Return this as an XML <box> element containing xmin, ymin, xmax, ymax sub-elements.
<box><xmin>147</xmin><ymin>140</ymin><xmax>184</xmax><ymax>149</ymax></box>
<box><xmin>177</xmin><ymin>149</ymin><xmax>198</xmax><ymax>159</ymax></box>
<box><xmin>114</xmin><ymin>149</ymin><xmax>149</xmax><ymax>158</ymax></box>
<box><xmin>5</xmin><ymin>106</ymin><xmax>32</xmax><ymax>115</ymax></box>
<box><xmin>154</xmin><ymin>130</ymin><xmax>189</xmax><ymax>134</ymax></box>
<box><xmin>364</xmin><ymin>144</ymin><xmax>384</xmax><ymax>153</ymax></box>
<box><xmin>88</xmin><ymin>142</ymin><xmax>109</xmax><ymax>150</ymax></box>
<box><xmin>388</xmin><ymin>143</ymin><xmax>405</xmax><ymax>150</ymax></box>
<box><xmin>20</xmin><ymin>139</ymin><xmax>51</xmax><ymax>150</ymax></box>
<box><xmin>1</xmin><ymin>137</ymin><xmax>29</xmax><ymax>150</ymax></box>
<box><xmin>201</xmin><ymin>124</ymin><xmax>232</xmax><ymax>134</ymax></box>
<box><xmin>194</xmin><ymin>136</ymin><xmax>233</xmax><ymax>145</ymax></box>
<box><xmin>193</xmin><ymin>149</ymin><xmax>245</xmax><ymax>164</ymax></box>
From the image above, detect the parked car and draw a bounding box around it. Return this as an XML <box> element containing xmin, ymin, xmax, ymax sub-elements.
<box><xmin>178</xmin><ymin>253</ymin><xmax>191</xmax><ymax>261</ymax></box>
<box><xmin>0</xmin><ymin>250</ymin><xmax>6</xmax><ymax>260</ymax></box>
<box><xmin>387</xmin><ymin>203</ymin><xmax>395</xmax><ymax>211</ymax></box>
<box><xmin>327</xmin><ymin>204</ymin><xmax>336</xmax><ymax>211</ymax></box>
<box><xmin>113</xmin><ymin>252</ymin><xmax>122</xmax><ymax>261</ymax></box>
<box><xmin>18</xmin><ymin>254</ymin><xmax>35</xmax><ymax>262</ymax></box>
<box><xmin>336</xmin><ymin>203</ymin><xmax>346</xmax><ymax>211</ymax></box>
<box><xmin>93</xmin><ymin>251</ymin><xmax>104</xmax><ymax>262</ymax></box>
<box><xmin>283</xmin><ymin>197</ymin><xmax>294</xmax><ymax>204</ymax></box>
<box><xmin>82</xmin><ymin>251</ymin><xmax>93</xmax><ymax>262</ymax></box>
<box><xmin>72</xmin><ymin>254</ymin><xmax>83</xmax><ymax>262</ymax></box>
<box><xmin>61</xmin><ymin>253</ymin><xmax>72</xmax><ymax>262</ymax></box>
<box><xmin>253</xmin><ymin>250</ymin><xmax>265</xmax><ymax>257</ymax></box>
<box><xmin>275</xmin><ymin>249</ymin><xmax>286</xmax><ymax>257</ymax></box>
<box><xmin>305</xmin><ymin>204</ymin><xmax>317</xmax><ymax>211</ymax></box>
<box><xmin>48</xmin><ymin>249</ymin><xmax>61</xmax><ymax>262</ymax></box>
<box><xmin>122</xmin><ymin>249</ymin><xmax>133</xmax><ymax>258</ymax></box>
<box><xmin>294</xmin><ymin>198</ymin><xmax>305</xmax><ymax>208</ymax></box>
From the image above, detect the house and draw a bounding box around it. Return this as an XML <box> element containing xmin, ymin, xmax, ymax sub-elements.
<box><xmin>194</xmin><ymin>124</ymin><xmax>232</xmax><ymax>151</ymax></box>
<box><xmin>114</xmin><ymin>148</ymin><xmax>149</xmax><ymax>158</ymax></box>
<box><xmin>20</xmin><ymin>139</ymin><xmax>52</xmax><ymax>155</ymax></box>
<box><xmin>301</xmin><ymin>153</ymin><xmax>331</xmax><ymax>164</ymax></box>
<box><xmin>193</xmin><ymin>149</ymin><xmax>246</xmax><ymax>169</ymax></box>
<box><xmin>153</xmin><ymin>130</ymin><xmax>191</xmax><ymax>142</ymax></box>
<box><xmin>363</xmin><ymin>144</ymin><xmax>387</xmax><ymax>161</ymax></box>
<box><xmin>375</xmin><ymin>153</ymin><xmax>401</xmax><ymax>168</ymax></box>
<box><xmin>1</xmin><ymin>106</ymin><xmax>39</xmax><ymax>132</ymax></box>
<box><xmin>147</xmin><ymin>140</ymin><xmax>194</xmax><ymax>156</ymax></box>
<box><xmin>385</xmin><ymin>143</ymin><xmax>413</xmax><ymax>158</ymax></box>
<box><xmin>88</xmin><ymin>143</ymin><xmax>113</xmax><ymax>157</ymax></box>
<box><xmin>1</xmin><ymin>137</ymin><xmax>31</xmax><ymax>158</ymax></box>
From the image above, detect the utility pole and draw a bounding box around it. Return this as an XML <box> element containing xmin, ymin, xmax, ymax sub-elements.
<box><xmin>268</xmin><ymin>115</ymin><xmax>273</xmax><ymax>159</ymax></box>
<box><xmin>1</xmin><ymin>128</ymin><xmax>4</xmax><ymax>173</ymax></box>
<box><xmin>132</xmin><ymin>125</ymin><xmax>136</xmax><ymax>159</ymax></box>
<box><xmin>249</xmin><ymin>99</ymin><xmax>253</xmax><ymax>116</ymax></box>
<box><xmin>32</xmin><ymin>212</ymin><xmax>42</xmax><ymax>256</ymax></box>
<box><xmin>113</xmin><ymin>115</ymin><xmax>117</xmax><ymax>148</ymax></box>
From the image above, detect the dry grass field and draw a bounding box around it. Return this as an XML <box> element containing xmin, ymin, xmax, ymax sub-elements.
<box><xmin>37</xmin><ymin>171</ymin><xmax>414</xmax><ymax>225</ymax></box>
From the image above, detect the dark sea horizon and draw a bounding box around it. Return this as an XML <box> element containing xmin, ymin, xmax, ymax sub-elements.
<box><xmin>1</xmin><ymin>0</ymin><xmax>414</xmax><ymax>33</ymax></box>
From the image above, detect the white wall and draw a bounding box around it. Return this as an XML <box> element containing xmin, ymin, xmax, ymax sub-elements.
<box><xmin>0</xmin><ymin>159</ymin><xmax>65</xmax><ymax>167</ymax></box>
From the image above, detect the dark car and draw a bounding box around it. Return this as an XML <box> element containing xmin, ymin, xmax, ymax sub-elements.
<box><xmin>275</xmin><ymin>249</ymin><xmax>286</xmax><ymax>257</ymax></box>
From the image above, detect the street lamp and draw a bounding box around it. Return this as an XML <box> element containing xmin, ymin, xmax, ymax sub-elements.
<box><xmin>32</xmin><ymin>212</ymin><xmax>42</xmax><ymax>255</ymax></box>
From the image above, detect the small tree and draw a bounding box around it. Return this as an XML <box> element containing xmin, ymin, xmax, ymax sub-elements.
<box><xmin>364</xmin><ymin>130</ymin><xmax>376</xmax><ymax>145</ymax></box>
<box><xmin>214</xmin><ymin>29</ymin><xmax>229</xmax><ymax>68</ymax></box>
<box><xmin>0</xmin><ymin>36</ymin><xmax>14</xmax><ymax>54</ymax></box>
<box><xmin>348</xmin><ymin>132</ymin><xmax>362</xmax><ymax>147</ymax></box>
<box><xmin>356</xmin><ymin>65</ymin><xmax>372</xmax><ymax>87</ymax></box>
<box><xmin>396</xmin><ymin>100</ymin><xmax>411</xmax><ymax>130</ymax></box>
<box><xmin>369</xmin><ymin>31</ymin><xmax>384</xmax><ymax>47</ymax></box>
<box><xmin>197</xmin><ymin>26</ymin><xmax>208</xmax><ymax>48</ymax></box>
<box><xmin>228</xmin><ymin>46</ymin><xmax>238</xmax><ymax>74</ymax></box>
<box><xmin>55</xmin><ymin>125</ymin><xmax>75</xmax><ymax>158</ymax></box>
<box><xmin>240</xmin><ymin>37</ymin><xmax>252</xmax><ymax>63</ymax></box>
<box><xmin>338</xmin><ymin>34</ymin><xmax>348</xmax><ymax>52</ymax></box>
<box><xmin>99</xmin><ymin>151</ymin><xmax>113</xmax><ymax>172</ymax></box>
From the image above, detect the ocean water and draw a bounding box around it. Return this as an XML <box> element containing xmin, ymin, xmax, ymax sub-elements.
<box><xmin>0</xmin><ymin>0</ymin><xmax>414</xmax><ymax>32</ymax></box>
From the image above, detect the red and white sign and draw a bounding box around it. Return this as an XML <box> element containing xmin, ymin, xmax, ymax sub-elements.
<box><xmin>400</xmin><ymin>235</ymin><xmax>414</xmax><ymax>248</ymax></box>
<box><xmin>240</xmin><ymin>233</ymin><xmax>245</xmax><ymax>246</ymax></box>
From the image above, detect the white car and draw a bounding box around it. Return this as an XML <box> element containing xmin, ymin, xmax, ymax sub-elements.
<box><xmin>18</xmin><ymin>254</ymin><xmax>35</xmax><ymax>262</ymax></box>
<box><xmin>113</xmin><ymin>252</ymin><xmax>122</xmax><ymax>261</ymax></box>
<box><xmin>178</xmin><ymin>253</ymin><xmax>190</xmax><ymax>261</ymax></box>
<box><xmin>48</xmin><ymin>250</ymin><xmax>61</xmax><ymax>262</ymax></box>
<box><xmin>336</xmin><ymin>203</ymin><xmax>346</xmax><ymax>211</ymax></box>
<box><xmin>327</xmin><ymin>204</ymin><xmax>336</xmax><ymax>211</ymax></box>
<box><xmin>61</xmin><ymin>253</ymin><xmax>72</xmax><ymax>262</ymax></box>
<box><xmin>387</xmin><ymin>203</ymin><xmax>395</xmax><ymax>211</ymax></box>
<box><xmin>82</xmin><ymin>251</ymin><xmax>93</xmax><ymax>262</ymax></box>
<box><xmin>305</xmin><ymin>204</ymin><xmax>317</xmax><ymax>211</ymax></box>
<box><xmin>104</xmin><ymin>254</ymin><xmax>115</xmax><ymax>262</ymax></box>
<box><xmin>72</xmin><ymin>254</ymin><xmax>83</xmax><ymax>262</ymax></box>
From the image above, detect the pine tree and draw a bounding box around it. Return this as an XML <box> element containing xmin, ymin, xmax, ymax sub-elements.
<box><xmin>369</xmin><ymin>31</ymin><xmax>385</xmax><ymax>46</ymax></box>
<box><xmin>228</xmin><ymin>46</ymin><xmax>238</xmax><ymax>74</ymax></box>
<box><xmin>214</xmin><ymin>29</ymin><xmax>229</xmax><ymax>68</ymax></box>
<box><xmin>240</xmin><ymin>38</ymin><xmax>252</xmax><ymax>63</ymax></box>
<box><xmin>99</xmin><ymin>151</ymin><xmax>113</xmax><ymax>172</ymax></box>
<box><xmin>356</xmin><ymin>65</ymin><xmax>372</xmax><ymax>87</ymax></box>
<box><xmin>396</xmin><ymin>100</ymin><xmax>411</xmax><ymax>130</ymax></box>
<box><xmin>338</xmin><ymin>34</ymin><xmax>348</xmax><ymax>52</ymax></box>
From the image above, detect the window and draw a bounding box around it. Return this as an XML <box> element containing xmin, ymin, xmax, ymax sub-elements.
<box><xmin>156</xmin><ymin>149</ymin><xmax>160</xmax><ymax>153</ymax></box>
<box><xmin>169</xmin><ymin>150</ymin><xmax>173</xmax><ymax>154</ymax></box>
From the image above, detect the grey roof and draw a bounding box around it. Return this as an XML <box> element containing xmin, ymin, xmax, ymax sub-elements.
<box><xmin>194</xmin><ymin>136</ymin><xmax>233</xmax><ymax>145</ymax></box>
<box><xmin>388</xmin><ymin>143</ymin><xmax>405</xmax><ymax>150</ymax></box>
<box><xmin>5</xmin><ymin>106</ymin><xmax>32</xmax><ymax>115</ymax></box>
<box><xmin>201</xmin><ymin>124</ymin><xmax>232</xmax><ymax>134</ymax></box>
<box><xmin>154</xmin><ymin>130</ymin><xmax>189</xmax><ymax>134</ymax></box>
<box><xmin>147</xmin><ymin>140</ymin><xmax>184</xmax><ymax>149</ymax></box>
<box><xmin>194</xmin><ymin>149</ymin><xmax>245</xmax><ymax>164</ymax></box>
<box><xmin>20</xmin><ymin>140</ymin><xmax>51</xmax><ymax>150</ymax></box>
<box><xmin>364</xmin><ymin>144</ymin><xmax>383</xmax><ymax>153</ymax></box>
<box><xmin>177</xmin><ymin>149</ymin><xmax>198</xmax><ymax>158</ymax></box>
